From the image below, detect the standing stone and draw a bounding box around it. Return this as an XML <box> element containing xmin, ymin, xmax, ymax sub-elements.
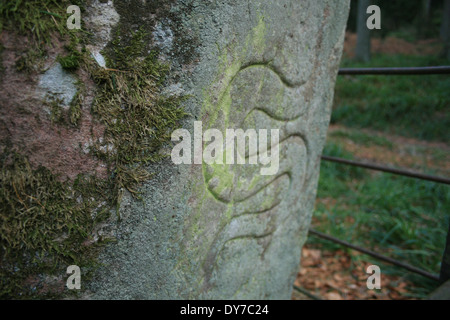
<box><xmin>440</xmin><ymin>224</ymin><xmax>450</xmax><ymax>283</ymax></box>
<box><xmin>86</xmin><ymin>0</ymin><xmax>349</xmax><ymax>299</ymax></box>
<box><xmin>0</xmin><ymin>0</ymin><xmax>349</xmax><ymax>299</ymax></box>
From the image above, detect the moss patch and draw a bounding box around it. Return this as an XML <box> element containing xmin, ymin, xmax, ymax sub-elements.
<box><xmin>111</xmin><ymin>0</ymin><xmax>198</xmax><ymax>66</ymax></box>
<box><xmin>0</xmin><ymin>2</ymin><xmax>188</xmax><ymax>298</ymax></box>
<box><xmin>1</xmin><ymin>0</ymin><xmax>85</xmax><ymax>75</ymax></box>
<box><xmin>58</xmin><ymin>36</ymin><xmax>85</xmax><ymax>72</ymax></box>
<box><xmin>68</xmin><ymin>89</ymin><xmax>83</xmax><ymax>127</ymax></box>
<box><xmin>58</xmin><ymin>51</ymin><xmax>81</xmax><ymax>71</ymax></box>
<box><xmin>90</xmin><ymin>27</ymin><xmax>188</xmax><ymax>204</ymax></box>
<box><xmin>14</xmin><ymin>49</ymin><xmax>45</xmax><ymax>73</ymax></box>
<box><xmin>0</xmin><ymin>151</ymin><xmax>112</xmax><ymax>298</ymax></box>
<box><xmin>0</xmin><ymin>0</ymin><xmax>68</xmax><ymax>45</ymax></box>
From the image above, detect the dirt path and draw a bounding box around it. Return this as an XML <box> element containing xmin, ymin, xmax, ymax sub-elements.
<box><xmin>327</xmin><ymin>124</ymin><xmax>450</xmax><ymax>177</ymax></box>
<box><xmin>343</xmin><ymin>32</ymin><xmax>443</xmax><ymax>58</ymax></box>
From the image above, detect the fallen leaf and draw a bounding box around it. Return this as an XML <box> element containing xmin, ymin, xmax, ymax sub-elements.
<box><xmin>325</xmin><ymin>292</ymin><xmax>343</xmax><ymax>300</ymax></box>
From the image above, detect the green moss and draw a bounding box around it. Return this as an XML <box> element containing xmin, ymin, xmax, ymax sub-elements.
<box><xmin>68</xmin><ymin>90</ymin><xmax>82</xmax><ymax>127</ymax></box>
<box><xmin>47</xmin><ymin>97</ymin><xmax>65</xmax><ymax>125</ymax></box>
<box><xmin>44</xmin><ymin>87</ymin><xmax>84</xmax><ymax>128</ymax></box>
<box><xmin>0</xmin><ymin>0</ymin><xmax>69</xmax><ymax>45</ymax></box>
<box><xmin>250</xmin><ymin>15</ymin><xmax>267</xmax><ymax>55</ymax></box>
<box><xmin>58</xmin><ymin>52</ymin><xmax>81</xmax><ymax>71</ymax></box>
<box><xmin>14</xmin><ymin>49</ymin><xmax>44</xmax><ymax>73</ymax></box>
<box><xmin>1</xmin><ymin>6</ymin><xmax>188</xmax><ymax>298</ymax></box>
<box><xmin>1</xmin><ymin>0</ymin><xmax>86</xmax><ymax>75</ymax></box>
<box><xmin>111</xmin><ymin>0</ymin><xmax>198</xmax><ymax>66</ymax></box>
<box><xmin>59</xmin><ymin>35</ymin><xmax>87</xmax><ymax>72</ymax></box>
<box><xmin>91</xmin><ymin>28</ymin><xmax>188</xmax><ymax>201</ymax></box>
<box><xmin>0</xmin><ymin>151</ymin><xmax>112</xmax><ymax>299</ymax></box>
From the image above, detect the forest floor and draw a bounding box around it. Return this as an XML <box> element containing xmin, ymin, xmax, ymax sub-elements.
<box><xmin>342</xmin><ymin>32</ymin><xmax>443</xmax><ymax>58</ymax></box>
<box><xmin>293</xmin><ymin>125</ymin><xmax>449</xmax><ymax>300</ymax></box>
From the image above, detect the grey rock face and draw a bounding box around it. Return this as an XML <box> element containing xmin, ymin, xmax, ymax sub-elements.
<box><xmin>38</xmin><ymin>63</ymin><xmax>78</xmax><ymax>107</ymax></box>
<box><xmin>87</xmin><ymin>0</ymin><xmax>350</xmax><ymax>299</ymax></box>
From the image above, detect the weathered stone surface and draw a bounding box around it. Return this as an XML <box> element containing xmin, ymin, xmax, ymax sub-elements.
<box><xmin>38</xmin><ymin>63</ymin><xmax>78</xmax><ymax>107</ymax></box>
<box><xmin>428</xmin><ymin>280</ymin><xmax>450</xmax><ymax>300</ymax></box>
<box><xmin>85</xmin><ymin>0</ymin><xmax>350</xmax><ymax>299</ymax></box>
<box><xmin>0</xmin><ymin>0</ymin><xmax>348</xmax><ymax>299</ymax></box>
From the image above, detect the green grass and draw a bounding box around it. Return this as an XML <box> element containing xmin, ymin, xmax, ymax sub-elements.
<box><xmin>313</xmin><ymin>53</ymin><xmax>450</xmax><ymax>299</ymax></box>
<box><xmin>311</xmin><ymin>140</ymin><xmax>449</xmax><ymax>298</ymax></box>
<box><xmin>332</xmin><ymin>54</ymin><xmax>450</xmax><ymax>142</ymax></box>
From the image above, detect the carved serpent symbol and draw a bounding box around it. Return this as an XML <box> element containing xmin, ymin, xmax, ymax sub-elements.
<box><xmin>201</xmin><ymin>63</ymin><xmax>312</xmax><ymax>292</ymax></box>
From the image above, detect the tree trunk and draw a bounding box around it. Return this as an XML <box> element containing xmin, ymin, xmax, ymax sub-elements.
<box><xmin>418</xmin><ymin>0</ymin><xmax>432</xmax><ymax>38</ymax></box>
<box><xmin>355</xmin><ymin>0</ymin><xmax>371</xmax><ymax>62</ymax></box>
<box><xmin>442</xmin><ymin>0</ymin><xmax>450</xmax><ymax>60</ymax></box>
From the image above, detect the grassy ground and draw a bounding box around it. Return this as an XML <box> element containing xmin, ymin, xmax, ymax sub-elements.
<box><xmin>299</xmin><ymin>53</ymin><xmax>449</xmax><ymax>299</ymax></box>
<box><xmin>332</xmin><ymin>54</ymin><xmax>450</xmax><ymax>142</ymax></box>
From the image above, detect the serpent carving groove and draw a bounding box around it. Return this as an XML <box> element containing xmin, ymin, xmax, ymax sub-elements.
<box><xmin>201</xmin><ymin>63</ymin><xmax>313</xmax><ymax>295</ymax></box>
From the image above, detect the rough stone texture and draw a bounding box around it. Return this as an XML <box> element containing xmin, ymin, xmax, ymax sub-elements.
<box><xmin>428</xmin><ymin>280</ymin><xmax>450</xmax><ymax>300</ymax></box>
<box><xmin>0</xmin><ymin>29</ymin><xmax>106</xmax><ymax>181</ymax></box>
<box><xmin>85</xmin><ymin>0</ymin><xmax>120</xmax><ymax>61</ymax></box>
<box><xmin>85</xmin><ymin>0</ymin><xmax>350</xmax><ymax>299</ymax></box>
<box><xmin>0</xmin><ymin>0</ymin><xmax>349</xmax><ymax>299</ymax></box>
<box><xmin>37</xmin><ymin>63</ymin><xmax>78</xmax><ymax>107</ymax></box>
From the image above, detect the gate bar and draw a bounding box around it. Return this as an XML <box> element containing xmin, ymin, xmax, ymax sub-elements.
<box><xmin>309</xmin><ymin>229</ymin><xmax>440</xmax><ymax>281</ymax></box>
<box><xmin>338</xmin><ymin>66</ymin><xmax>450</xmax><ymax>75</ymax></box>
<box><xmin>321</xmin><ymin>156</ymin><xmax>450</xmax><ymax>185</ymax></box>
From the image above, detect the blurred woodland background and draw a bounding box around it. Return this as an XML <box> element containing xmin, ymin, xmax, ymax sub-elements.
<box><xmin>293</xmin><ymin>0</ymin><xmax>450</xmax><ymax>300</ymax></box>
